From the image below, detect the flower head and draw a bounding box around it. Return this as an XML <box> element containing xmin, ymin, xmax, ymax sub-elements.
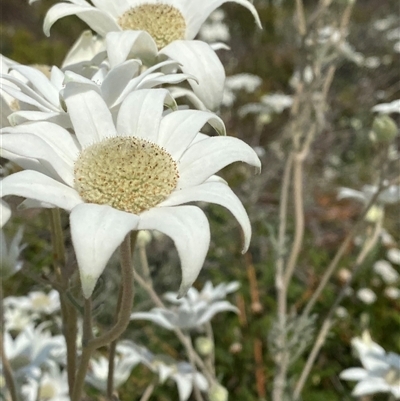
<box><xmin>340</xmin><ymin>332</ymin><xmax>400</xmax><ymax>398</ymax></box>
<box><xmin>131</xmin><ymin>281</ymin><xmax>239</xmax><ymax>330</ymax></box>
<box><xmin>1</xmin><ymin>88</ymin><xmax>260</xmax><ymax>298</ymax></box>
<box><xmin>40</xmin><ymin>0</ymin><xmax>262</xmax><ymax>110</ymax></box>
<box><xmin>43</xmin><ymin>0</ymin><xmax>261</xmax><ymax>42</ymax></box>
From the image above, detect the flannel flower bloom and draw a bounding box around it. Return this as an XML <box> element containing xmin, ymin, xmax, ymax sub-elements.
<box><xmin>1</xmin><ymin>56</ymin><xmax>192</xmax><ymax>128</ymax></box>
<box><xmin>42</xmin><ymin>0</ymin><xmax>262</xmax><ymax>110</ymax></box>
<box><xmin>117</xmin><ymin>340</ymin><xmax>208</xmax><ymax>401</ymax></box>
<box><xmin>340</xmin><ymin>333</ymin><xmax>400</xmax><ymax>398</ymax></box>
<box><xmin>1</xmin><ymin>88</ymin><xmax>260</xmax><ymax>298</ymax></box>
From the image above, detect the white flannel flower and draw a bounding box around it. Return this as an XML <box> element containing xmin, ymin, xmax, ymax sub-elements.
<box><xmin>131</xmin><ymin>282</ymin><xmax>239</xmax><ymax>330</ymax></box>
<box><xmin>372</xmin><ymin>99</ymin><xmax>400</xmax><ymax>114</ymax></box>
<box><xmin>3</xmin><ymin>304</ymin><xmax>34</xmax><ymax>333</ymax></box>
<box><xmin>86</xmin><ymin>352</ymin><xmax>141</xmax><ymax>392</ymax></box>
<box><xmin>4</xmin><ymin>324</ymin><xmax>66</xmax><ymax>380</ymax></box>
<box><xmin>164</xmin><ymin>280</ymin><xmax>240</xmax><ymax>305</ymax></box>
<box><xmin>356</xmin><ymin>288</ymin><xmax>377</xmax><ymax>304</ymax></box>
<box><xmin>387</xmin><ymin>248</ymin><xmax>400</xmax><ymax>265</ymax></box>
<box><xmin>1</xmin><ymin>88</ymin><xmax>260</xmax><ymax>298</ymax></box>
<box><xmin>118</xmin><ymin>340</ymin><xmax>208</xmax><ymax>401</ymax></box>
<box><xmin>21</xmin><ymin>365</ymin><xmax>69</xmax><ymax>401</ymax></box>
<box><xmin>1</xmin><ymin>57</ymin><xmax>192</xmax><ymax>127</ymax></box>
<box><xmin>4</xmin><ymin>290</ymin><xmax>61</xmax><ymax>315</ymax></box>
<box><xmin>0</xmin><ymin>227</ymin><xmax>25</xmax><ymax>279</ymax></box>
<box><xmin>42</xmin><ymin>0</ymin><xmax>262</xmax><ymax>110</ymax></box>
<box><xmin>340</xmin><ymin>333</ymin><xmax>400</xmax><ymax>398</ymax></box>
<box><xmin>373</xmin><ymin>260</ymin><xmax>399</xmax><ymax>284</ymax></box>
<box><xmin>337</xmin><ymin>184</ymin><xmax>400</xmax><ymax>205</ymax></box>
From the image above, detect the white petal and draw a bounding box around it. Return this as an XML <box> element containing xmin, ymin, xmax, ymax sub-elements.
<box><xmin>352</xmin><ymin>379</ymin><xmax>390</xmax><ymax>396</ymax></box>
<box><xmin>160</xmin><ymin>181</ymin><xmax>251</xmax><ymax>252</ymax></box>
<box><xmin>130</xmin><ymin>310</ymin><xmax>175</xmax><ymax>330</ymax></box>
<box><xmin>62</xmin><ymin>30</ymin><xmax>105</xmax><ymax>68</ymax></box>
<box><xmin>1</xmin><ymin>199</ymin><xmax>12</xmax><ymax>228</ymax></box>
<box><xmin>1</xmin><ymin>170</ymin><xmax>82</xmax><ymax>211</ymax></box>
<box><xmin>65</xmin><ymin>90</ymin><xmax>117</xmax><ymax>148</ymax></box>
<box><xmin>70</xmin><ymin>204</ymin><xmax>139</xmax><ymax>298</ymax></box>
<box><xmin>117</xmin><ymin>89</ymin><xmax>175</xmax><ymax>141</ymax></box>
<box><xmin>160</xmin><ymin>41</ymin><xmax>225</xmax><ymax>111</ymax></box>
<box><xmin>8</xmin><ymin>111</ymin><xmax>72</xmax><ymax>128</ymax></box>
<box><xmin>177</xmin><ymin>0</ymin><xmax>262</xmax><ymax>39</ymax></box>
<box><xmin>106</xmin><ymin>31</ymin><xmax>158</xmax><ymax>68</ymax></box>
<box><xmin>168</xmin><ymin>87</ymin><xmax>208</xmax><ymax>111</ymax></box>
<box><xmin>178</xmin><ymin>136</ymin><xmax>261</xmax><ymax>188</ymax></box>
<box><xmin>197</xmin><ymin>301</ymin><xmax>238</xmax><ymax>326</ymax></box>
<box><xmin>2</xmin><ymin>121</ymin><xmax>79</xmax><ymax>162</ymax></box>
<box><xmin>158</xmin><ymin>110</ymin><xmax>225</xmax><ymax>160</ymax></box>
<box><xmin>340</xmin><ymin>368</ymin><xmax>368</xmax><ymax>381</ymax></box>
<box><xmin>43</xmin><ymin>3</ymin><xmax>120</xmax><ymax>37</ymax></box>
<box><xmin>1</xmin><ymin>81</ymin><xmax>56</xmax><ymax>111</ymax></box>
<box><xmin>11</xmin><ymin>65</ymin><xmax>59</xmax><ymax>106</ymax></box>
<box><xmin>101</xmin><ymin>60</ymin><xmax>141</xmax><ymax>107</ymax></box>
<box><xmin>1</xmin><ymin>149</ymin><xmax>53</xmax><ymax>177</ymax></box>
<box><xmin>1</xmin><ymin>133</ymin><xmax>74</xmax><ymax>186</ymax></box>
<box><xmin>138</xmin><ymin>206</ymin><xmax>210</xmax><ymax>297</ymax></box>
<box><xmin>173</xmin><ymin>373</ymin><xmax>193</xmax><ymax>401</ymax></box>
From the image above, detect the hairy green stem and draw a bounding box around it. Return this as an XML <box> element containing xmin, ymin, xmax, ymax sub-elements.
<box><xmin>71</xmin><ymin>233</ymin><xmax>136</xmax><ymax>401</ymax></box>
<box><xmin>48</xmin><ymin>208</ymin><xmax>77</xmax><ymax>396</ymax></box>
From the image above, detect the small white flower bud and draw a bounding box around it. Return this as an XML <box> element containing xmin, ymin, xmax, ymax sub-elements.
<box><xmin>137</xmin><ymin>230</ymin><xmax>152</xmax><ymax>246</ymax></box>
<box><xmin>195</xmin><ymin>336</ymin><xmax>214</xmax><ymax>356</ymax></box>
<box><xmin>372</xmin><ymin>115</ymin><xmax>398</xmax><ymax>143</ymax></box>
<box><xmin>365</xmin><ymin>205</ymin><xmax>384</xmax><ymax>223</ymax></box>
<box><xmin>208</xmin><ymin>384</ymin><xmax>229</xmax><ymax>401</ymax></box>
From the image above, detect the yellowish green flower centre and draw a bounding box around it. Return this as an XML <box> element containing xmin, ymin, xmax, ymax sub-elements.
<box><xmin>74</xmin><ymin>137</ymin><xmax>179</xmax><ymax>214</ymax></box>
<box><xmin>384</xmin><ymin>367</ymin><xmax>400</xmax><ymax>386</ymax></box>
<box><xmin>38</xmin><ymin>382</ymin><xmax>57</xmax><ymax>399</ymax></box>
<box><xmin>117</xmin><ymin>4</ymin><xmax>186</xmax><ymax>49</ymax></box>
<box><xmin>31</xmin><ymin>294</ymin><xmax>51</xmax><ymax>310</ymax></box>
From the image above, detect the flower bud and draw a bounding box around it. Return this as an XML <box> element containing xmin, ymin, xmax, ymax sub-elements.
<box><xmin>208</xmin><ymin>384</ymin><xmax>229</xmax><ymax>401</ymax></box>
<box><xmin>372</xmin><ymin>115</ymin><xmax>398</xmax><ymax>143</ymax></box>
<box><xmin>365</xmin><ymin>205</ymin><xmax>384</xmax><ymax>223</ymax></box>
<box><xmin>195</xmin><ymin>336</ymin><xmax>214</xmax><ymax>356</ymax></box>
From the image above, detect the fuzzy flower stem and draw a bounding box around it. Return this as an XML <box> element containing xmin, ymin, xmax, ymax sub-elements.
<box><xmin>139</xmin><ymin>382</ymin><xmax>156</xmax><ymax>401</ymax></box>
<box><xmin>48</xmin><ymin>208</ymin><xmax>78</xmax><ymax>396</ymax></box>
<box><xmin>0</xmin><ymin>285</ymin><xmax>20</xmax><ymax>401</ymax></box>
<box><xmin>107</xmin><ymin>270</ymin><xmax>125</xmax><ymax>399</ymax></box>
<box><xmin>90</xmin><ymin>232</ymin><xmax>136</xmax><ymax>349</ymax></box>
<box><xmin>294</xmin><ymin>213</ymin><xmax>383</xmax><ymax>399</ymax></box>
<box><xmin>71</xmin><ymin>232</ymin><xmax>137</xmax><ymax>401</ymax></box>
<box><xmin>71</xmin><ymin>298</ymin><xmax>93</xmax><ymax>401</ymax></box>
